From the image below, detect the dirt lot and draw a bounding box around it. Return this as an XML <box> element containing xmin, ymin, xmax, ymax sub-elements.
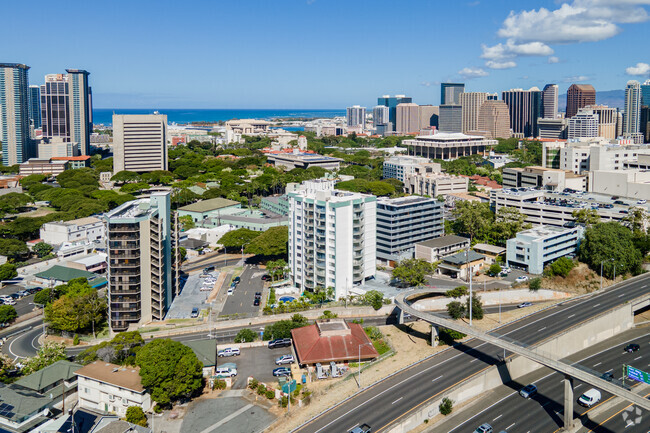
<box><xmin>536</xmin><ymin>263</ymin><xmax>619</xmax><ymax>295</ymax></box>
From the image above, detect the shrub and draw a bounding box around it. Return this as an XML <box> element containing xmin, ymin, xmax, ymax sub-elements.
<box><xmin>213</xmin><ymin>379</ymin><xmax>226</xmax><ymax>390</ymax></box>
<box><xmin>153</xmin><ymin>404</ymin><xmax>162</xmax><ymax>414</ymax></box>
<box><xmin>248</xmin><ymin>378</ymin><xmax>258</xmax><ymax>390</ymax></box>
<box><xmin>466</xmin><ymin>295</ymin><xmax>483</xmax><ymax>320</ymax></box>
<box><xmin>73</xmin><ymin>334</ymin><xmax>80</xmax><ymax>346</ymax></box>
<box><xmin>257</xmin><ymin>384</ymin><xmax>266</xmax><ymax>395</ymax></box>
<box><xmin>319</xmin><ymin>310</ymin><xmax>338</xmax><ymax>319</ymax></box>
<box><xmin>438</xmin><ymin>328</ymin><xmax>466</xmax><ymax>346</ymax></box>
<box><xmin>301</xmin><ymin>390</ymin><xmax>312</xmax><ymax>405</ymax></box>
<box><xmin>545</xmin><ymin>256</ymin><xmax>575</xmax><ymax>278</ymax></box>
<box><xmin>488</xmin><ymin>263</ymin><xmax>502</xmax><ymax>276</ymax></box>
<box><xmin>446</xmin><ymin>301</ymin><xmax>465</xmax><ymax>320</ymax></box>
<box><xmin>529</xmin><ymin>277</ymin><xmax>542</xmax><ymax>291</ymax></box>
<box><xmin>266</xmin><ymin>389</ymin><xmax>275</xmax><ymax>399</ymax></box>
<box><xmin>234</xmin><ymin>328</ymin><xmax>257</xmax><ymax>343</ymax></box>
<box><xmin>364</xmin><ymin>326</ymin><xmax>383</xmax><ymax>341</ymax></box>
<box><xmin>445</xmin><ymin>286</ymin><xmax>468</xmax><ymax>298</ymax></box>
<box><xmin>439</xmin><ymin>397</ymin><xmax>453</xmax><ymax>415</ymax></box>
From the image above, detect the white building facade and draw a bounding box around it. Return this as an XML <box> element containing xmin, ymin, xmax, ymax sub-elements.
<box><xmin>40</xmin><ymin>217</ymin><xmax>104</xmax><ymax>246</ymax></box>
<box><xmin>506</xmin><ymin>226</ymin><xmax>584</xmax><ymax>275</ymax></box>
<box><xmin>382</xmin><ymin>155</ymin><xmax>431</xmax><ymax>182</ymax></box>
<box><xmin>288</xmin><ymin>181</ymin><xmax>376</xmax><ymax>300</ymax></box>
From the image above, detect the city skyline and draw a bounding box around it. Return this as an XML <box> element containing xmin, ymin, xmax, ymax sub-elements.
<box><xmin>2</xmin><ymin>0</ymin><xmax>650</xmax><ymax>109</ymax></box>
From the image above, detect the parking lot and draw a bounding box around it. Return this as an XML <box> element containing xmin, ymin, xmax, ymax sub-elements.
<box><xmin>217</xmin><ymin>345</ymin><xmax>296</xmax><ymax>389</ymax></box>
<box><xmin>219</xmin><ymin>265</ymin><xmax>266</xmax><ymax>317</ymax></box>
<box><xmin>0</xmin><ymin>284</ymin><xmax>38</xmax><ymax>317</ymax></box>
<box><xmin>166</xmin><ymin>272</ymin><xmax>218</xmax><ymax>319</ymax></box>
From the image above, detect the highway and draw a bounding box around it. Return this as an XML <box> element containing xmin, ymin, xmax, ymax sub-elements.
<box><xmin>293</xmin><ymin>273</ymin><xmax>650</xmax><ymax>433</ymax></box>
<box><xmin>435</xmin><ymin>329</ymin><xmax>650</xmax><ymax>433</ymax></box>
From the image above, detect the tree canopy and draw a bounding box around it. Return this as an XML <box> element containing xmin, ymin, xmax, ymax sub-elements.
<box><xmin>22</xmin><ymin>342</ymin><xmax>67</xmax><ymax>375</ymax></box>
<box><xmin>391</xmin><ymin>258</ymin><xmax>437</xmax><ymax>287</ymax></box>
<box><xmin>244</xmin><ymin>226</ymin><xmax>288</xmax><ymax>256</ymax></box>
<box><xmin>218</xmin><ymin>228</ymin><xmax>260</xmax><ymax>252</ymax></box>
<box><xmin>263</xmin><ymin>314</ymin><xmax>309</xmax><ymax>340</ymax></box>
<box><xmin>578</xmin><ymin>222</ymin><xmax>643</xmax><ymax>279</ymax></box>
<box><xmin>44</xmin><ymin>279</ymin><xmax>107</xmax><ymax>337</ymax></box>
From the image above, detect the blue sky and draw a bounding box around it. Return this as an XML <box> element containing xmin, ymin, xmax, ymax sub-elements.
<box><xmin>4</xmin><ymin>0</ymin><xmax>649</xmax><ymax>108</ymax></box>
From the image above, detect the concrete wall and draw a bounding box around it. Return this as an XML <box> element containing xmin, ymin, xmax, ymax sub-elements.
<box><xmin>385</xmin><ymin>304</ymin><xmax>634</xmax><ymax>433</ymax></box>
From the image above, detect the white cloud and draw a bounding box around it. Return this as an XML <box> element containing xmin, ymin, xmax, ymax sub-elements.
<box><xmin>548</xmin><ymin>56</ymin><xmax>560</xmax><ymax>64</ymax></box>
<box><xmin>481</xmin><ymin>40</ymin><xmax>553</xmax><ymax>61</ymax></box>
<box><xmin>458</xmin><ymin>67</ymin><xmax>489</xmax><ymax>79</ymax></box>
<box><xmin>563</xmin><ymin>75</ymin><xmax>591</xmax><ymax>83</ymax></box>
<box><xmin>626</xmin><ymin>62</ymin><xmax>650</xmax><ymax>76</ymax></box>
<box><xmin>486</xmin><ymin>60</ymin><xmax>517</xmax><ymax>69</ymax></box>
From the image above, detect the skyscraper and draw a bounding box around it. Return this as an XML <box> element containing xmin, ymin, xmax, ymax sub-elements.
<box><xmin>396</xmin><ymin>103</ymin><xmax>420</xmax><ymax>134</ymax></box>
<box><xmin>28</xmin><ymin>85</ymin><xmax>41</xmax><ymax>130</ymax></box>
<box><xmin>501</xmin><ymin>88</ymin><xmax>542</xmax><ymax>138</ymax></box>
<box><xmin>0</xmin><ymin>63</ymin><xmax>34</xmax><ymax>166</ymax></box>
<box><xmin>441</xmin><ymin>83</ymin><xmax>465</xmax><ymax>105</ymax></box>
<box><xmin>372</xmin><ymin>105</ymin><xmax>389</xmax><ymax>127</ymax></box>
<box><xmin>568</xmin><ymin>109</ymin><xmax>599</xmax><ymax>139</ymax></box>
<box><xmin>438</xmin><ymin>105</ymin><xmax>463</xmax><ymax>133</ymax></box>
<box><xmin>641</xmin><ymin>80</ymin><xmax>650</xmax><ymax>107</ymax></box>
<box><xmin>542</xmin><ymin>84</ymin><xmax>558</xmax><ymax>119</ymax></box>
<box><xmin>566</xmin><ymin>84</ymin><xmax>596</xmax><ymax>118</ymax></box>
<box><xmin>377</xmin><ymin>95</ymin><xmax>412</xmax><ymax>130</ymax></box>
<box><xmin>113</xmin><ymin>114</ymin><xmax>168</xmax><ymax>173</ymax></box>
<box><xmin>589</xmin><ymin>105</ymin><xmax>618</xmax><ymax>139</ymax></box>
<box><xmin>460</xmin><ymin>92</ymin><xmax>488</xmax><ymax>133</ymax></box>
<box><xmin>346</xmin><ymin>105</ymin><xmax>366</xmax><ymax>127</ymax></box>
<box><xmin>477</xmin><ymin>100</ymin><xmax>511</xmax><ymax>139</ymax></box>
<box><xmin>418</xmin><ymin>105</ymin><xmax>439</xmax><ymax>129</ymax></box>
<box><xmin>40</xmin><ymin>69</ymin><xmax>92</xmax><ymax>156</ymax></box>
<box><xmin>624</xmin><ymin>80</ymin><xmax>642</xmax><ymax>135</ymax></box>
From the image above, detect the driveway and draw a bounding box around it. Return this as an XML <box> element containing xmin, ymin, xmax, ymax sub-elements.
<box><xmin>218</xmin><ymin>346</ymin><xmax>285</xmax><ymax>389</ymax></box>
<box><xmin>220</xmin><ymin>265</ymin><xmax>265</xmax><ymax>317</ymax></box>
<box><xmin>167</xmin><ymin>272</ymin><xmax>217</xmax><ymax>319</ymax></box>
<box><xmin>180</xmin><ymin>397</ymin><xmax>275</xmax><ymax>433</ymax></box>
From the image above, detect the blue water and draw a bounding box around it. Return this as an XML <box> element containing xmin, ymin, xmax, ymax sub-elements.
<box><xmin>92</xmin><ymin>108</ymin><xmax>344</xmax><ymax>126</ymax></box>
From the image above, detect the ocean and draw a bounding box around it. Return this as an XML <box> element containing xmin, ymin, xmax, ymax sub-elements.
<box><xmin>92</xmin><ymin>108</ymin><xmax>345</xmax><ymax>126</ymax></box>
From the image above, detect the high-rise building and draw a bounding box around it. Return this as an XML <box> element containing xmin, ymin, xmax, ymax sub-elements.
<box><xmin>105</xmin><ymin>191</ymin><xmax>179</xmax><ymax>332</ymax></box>
<box><xmin>377</xmin><ymin>95</ymin><xmax>412</xmax><ymax>130</ymax></box>
<box><xmin>418</xmin><ymin>105</ymin><xmax>439</xmax><ymax>129</ymax></box>
<box><xmin>588</xmin><ymin>105</ymin><xmax>618</xmax><ymax>140</ymax></box>
<box><xmin>641</xmin><ymin>80</ymin><xmax>650</xmax><ymax>107</ymax></box>
<box><xmin>542</xmin><ymin>84</ymin><xmax>558</xmax><ymax>119</ymax></box>
<box><xmin>537</xmin><ymin>118</ymin><xmax>568</xmax><ymax>140</ymax></box>
<box><xmin>40</xmin><ymin>70</ymin><xmax>92</xmax><ymax>156</ymax></box>
<box><xmin>501</xmin><ymin>88</ymin><xmax>542</xmax><ymax>138</ymax></box>
<box><xmin>641</xmin><ymin>106</ymin><xmax>650</xmax><ymax>143</ymax></box>
<box><xmin>438</xmin><ymin>105</ymin><xmax>463</xmax><ymax>133</ymax></box>
<box><xmin>441</xmin><ymin>83</ymin><xmax>465</xmax><ymax>105</ymax></box>
<box><xmin>376</xmin><ymin>196</ymin><xmax>443</xmax><ymax>265</ymax></box>
<box><xmin>566</xmin><ymin>84</ymin><xmax>596</xmax><ymax>118</ymax></box>
<box><xmin>346</xmin><ymin>105</ymin><xmax>366</xmax><ymax>127</ymax></box>
<box><xmin>0</xmin><ymin>63</ymin><xmax>34</xmax><ymax>166</ymax></box>
<box><xmin>382</xmin><ymin>155</ymin><xmax>430</xmax><ymax>182</ymax></box>
<box><xmin>476</xmin><ymin>100</ymin><xmax>512</xmax><ymax>139</ymax></box>
<box><xmin>113</xmin><ymin>114</ymin><xmax>168</xmax><ymax>173</ymax></box>
<box><xmin>372</xmin><ymin>105</ymin><xmax>389</xmax><ymax>127</ymax></box>
<box><xmin>396</xmin><ymin>103</ymin><xmax>420</xmax><ymax>133</ymax></box>
<box><xmin>287</xmin><ymin>180</ymin><xmax>376</xmax><ymax>300</ymax></box>
<box><xmin>568</xmin><ymin>109</ymin><xmax>599</xmax><ymax>139</ymax></box>
<box><xmin>28</xmin><ymin>85</ymin><xmax>41</xmax><ymax>130</ymax></box>
<box><xmin>460</xmin><ymin>92</ymin><xmax>488</xmax><ymax>133</ymax></box>
<box><xmin>624</xmin><ymin>80</ymin><xmax>642</xmax><ymax>135</ymax></box>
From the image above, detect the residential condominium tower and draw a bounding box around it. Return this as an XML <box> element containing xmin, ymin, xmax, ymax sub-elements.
<box><xmin>287</xmin><ymin>181</ymin><xmax>376</xmax><ymax>300</ymax></box>
<box><xmin>28</xmin><ymin>85</ymin><xmax>41</xmax><ymax>130</ymax></box>
<box><xmin>501</xmin><ymin>88</ymin><xmax>542</xmax><ymax>138</ymax></box>
<box><xmin>105</xmin><ymin>191</ymin><xmax>178</xmax><ymax>332</ymax></box>
<box><xmin>566</xmin><ymin>84</ymin><xmax>596</xmax><ymax>118</ymax></box>
<box><xmin>372</xmin><ymin>105</ymin><xmax>389</xmax><ymax>127</ymax></box>
<box><xmin>346</xmin><ymin>105</ymin><xmax>366</xmax><ymax>127</ymax></box>
<box><xmin>568</xmin><ymin>109</ymin><xmax>599</xmax><ymax>139</ymax></box>
<box><xmin>542</xmin><ymin>84</ymin><xmax>558</xmax><ymax>119</ymax></box>
<box><xmin>0</xmin><ymin>63</ymin><xmax>34</xmax><ymax>165</ymax></box>
<box><xmin>113</xmin><ymin>114</ymin><xmax>168</xmax><ymax>173</ymax></box>
<box><xmin>624</xmin><ymin>80</ymin><xmax>642</xmax><ymax>135</ymax></box>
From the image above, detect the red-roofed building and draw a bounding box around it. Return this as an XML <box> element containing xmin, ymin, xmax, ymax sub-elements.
<box><xmin>291</xmin><ymin>319</ymin><xmax>379</xmax><ymax>366</ymax></box>
<box><xmin>51</xmin><ymin>155</ymin><xmax>91</xmax><ymax>169</ymax></box>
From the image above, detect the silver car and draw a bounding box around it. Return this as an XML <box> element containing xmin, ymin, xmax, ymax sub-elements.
<box><xmin>275</xmin><ymin>354</ymin><xmax>295</xmax><ymax>365</ymax></box>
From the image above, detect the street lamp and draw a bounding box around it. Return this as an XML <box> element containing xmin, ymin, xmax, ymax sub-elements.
<box><xmin>612</xmin><ymin>258</ymin><xmax>617</xmax><ymax>282</ymax></box>
<box><xmin>357</xmin><ymin>342</ymin><xmax>373</xmax><ymax>388</ymax></box>
<box><xmin>30</xmin><ymin>302</ymin><xmax>46</xmax><ymax>338</ymax></box>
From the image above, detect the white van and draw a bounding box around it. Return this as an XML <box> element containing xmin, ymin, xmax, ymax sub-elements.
<box><xmin>215</xmin><ymin>367</ymin><xmax>237</xmax><ymax>378</ymax></box>
<box><xmin>578</xmin><ymin>388</ymin><xmax>601</xmax><ymax>407</ymax></box>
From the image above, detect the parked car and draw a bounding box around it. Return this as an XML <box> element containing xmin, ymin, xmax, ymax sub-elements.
<box><xmin>254</xmin><ymin>292</ymin><xmax>262</xmax><ymax>299</ymax></box>
<box><xmin>253</xmin><ymin>298</ymin><xmax>260</xmax><ymax>306</ymax></box>
<box><xmin>519</xmin><ymin>383</ymin><xmax>537</xmax><ymax>398</ymax></box>
<box><xmin>624</xmin><ymin>343</ymin><xmax>640</xmax><ymax>352</ymax></box>
<box><xmin>273</xmin><ymin>367</ymin><xmax>292</xmax><ymax>377</ymax></box>
<box><xmin>261</xmin><ymin>274</ymin><xmax>272</xmax><ymax>281</ymax></box>
<box><xmin>268</xmin><ymin>338</ymin><xmax>292</xmax><ymax>349</ymax></box>
<box><xmin>217</xmin><ymin>347</ymin><xmax>241</xmax><ymax>357</ymax></box>
<box><xmin>275</xmin><ymin>354</ymin><xmax>295</xmax><ymax>365</ymax></box>
<box><xmin>190</xmin><ymin>307</ymin><xmax>199</xmax><ymax>318</ymax></box>
<box><xmin>515</xmin><ymin>276</ymin><xmax>529</xmax><ymax>283</ymax></box>
<box><xmin>518</xmin><ymin>302</ymin><xmax>533</xmax><ymax>308</ymax></box>
<box><xmin>578</xmin><ymin>389</ymin><xmax>601</xmax><ymax>407</ymax></box>
<box><xmin>227</xmin><ymin>288</ymin><xmax>234</xmax><ymax>295</ymax></box>
<box><xmin>26</xmin><ymin>287</ymin><xmax>42</xmax><ymax>294</ymax></box>
<box><xmin>349</xmin><ymin>424</ymin><xmax>371</xmax><ymax>433</ymax></box>
<box><xmin>9</xmin><ymin>293</ymin><xmax>21</xmax><ymax>300</ymax></box>
<box><xmin>215</xmin><ymin>367</ymin><xmax>237</xmax><ymax>378</ymax></box>
<box><xmin>474</xmin><ymin>423</ymin><xmax>493</xmax><ymax>433</ymax></box>
<box><xmin>16</xmin><ymin>290</ymin><xmax>30</xmax><ymax>297</ymax></box>
<box><xmin>2</xmin><ymin>299</ymin><xmax>16</xmax><ymax>306</ymax></box>
<box><xmin>233</xmin><ymin>276</ymin><xmax>241</xmax><ymax>285</ymax></box>
<box><xmin>638</xmin><ymin>199</ymin><xmax>647</xmax><ymax>204</ymax></box>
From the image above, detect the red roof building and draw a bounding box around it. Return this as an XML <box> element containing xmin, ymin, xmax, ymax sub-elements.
<box><xmin>291</xmin><ymin>320</ymin><xmax>379</xmax><ymax>365</ymax></box>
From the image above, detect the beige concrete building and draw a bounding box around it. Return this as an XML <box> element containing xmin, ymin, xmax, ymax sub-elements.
<box><xmin>503</xmin><ymin>165</ymin><xmax>587</xmax><ymax>191</ymax></box>
<box><xmin>396</xmin><ymin>103</ymin><xmax>420</xmax><ymax>134</ymax></box>
<box><xmin>415</xmin><ymin>235</ymin><xmax>470</xmax><ymax>263</ymax></box>
<box><xmin>404</xmin><ymin>163</ymin><xmax>468</xmax><ymax>196</ymax></box>
<box><xmin>38</xmin><ymin>136</ymin><xmax>78</xmax><ymax>159</ymax></box>
<box><xmin>589</xmin><ymin>170</ymin><xmax>650</xmax><ymax>201</ymax></box>
<box><xmin>19</xmin><ymin>158</ymin><xmax>68</xmax><ymax>176</ymax></box>
<box><xmin>418</xmin><ymin>105</ymin><xmax>439</xmax><ymax>130</ymax></box>
<box><xmin>588</xmin><ymin>105</ymin><xmax>619</xmax><ymax>140</ymax></box>
<box><xmin>476</xmin><ymin>100</ymin><xmax>511</xmax><ymax>139</ymax></box>
<box><xmin>113</xmin><ymin>114</ymin><xmax>168</xmax><ymax>173</ymax></box>
<box><xmin>403</xmin><ymin>132</ymin><xmax>497</xmax><ymax>160</ymax></box>
<box><xmin>460</xmin><ymin>92</ymin><xmax>488</xmax><ymax>134</ymax></box>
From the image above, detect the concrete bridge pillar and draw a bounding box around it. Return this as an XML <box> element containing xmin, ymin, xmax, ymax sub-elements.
<box><xmin>398</xmin><ymin>308</ymin><xmax>404</xmax><ymax>325</ymax></box>
<box><xmin>431</xmin><ymin>325</ymin><xmax>439</xmax><ymax>347</ymax></box>
<box><xmin>563</xmin><ymin>375</ymin><xmax>575</xmax><ymax>431</ymax></box>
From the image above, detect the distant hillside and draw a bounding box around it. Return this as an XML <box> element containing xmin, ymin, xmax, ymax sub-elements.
<box><xmin>559</xmin><ymin>89</ymin><xmax>625</xmax><ymax>111</ymax></box>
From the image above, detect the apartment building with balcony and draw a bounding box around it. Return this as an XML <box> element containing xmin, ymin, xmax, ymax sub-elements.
<box><xmin>288</xmin><ymin>181</ymin><xmax>376</xmax><ymax>300</ymax></box>
<box><xmin>376</xmin><ymin>196</ymin><xmax>443</xmax><ymax>265</ymax></box>
<box><xmin>506</xmin><ymin>226</ymin><xmax>584</xmax><ymax>274</ymax></box>
<box><xmin>104</xmin><ymin>191</ymin><xmax>178</xmax><ymax>332</ymax></box>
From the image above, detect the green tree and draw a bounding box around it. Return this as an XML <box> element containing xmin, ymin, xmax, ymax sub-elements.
<box><xmin>578</xmin><ymin>222</ymin><xmax>643</xmax><ymax>279</ymax></box>
<box><xmin>234</xmin><ymin>328</ymin><xmax>257</xmax><ymax>343</ymax></box>
<box><xmin>56</xmin><ymin>168</ymin><xmax>99</xmax><ymax>189</ymax></box>
<box><xmin>44</xmin><ymin>280</ymin><xmax>107</xmax><ymax>335</ymax></box>
<box><xmin>0</xmin><ymin>263</ymin><xmax>17</xmax><ymax>281</ymax></box>
<box><xmin>391</xmin><ymin>258</ymin><xmax>436</xmax><ymax>287</ymax></box>
<box><xmin>111</xmin><ymin>171</ymin><xmax>140</xmax><ymax>183</ymax></box>
<box><xmin>572</xmin><ymin>209</ymin><xmax>600</xmax><ymax>226</ymax></box>
<box><xmin>33</xmin><ymin>242</ymin><xmax>53</xmax><ymax>258</ymax></box>
<box><xmin>545</xmin><ymin>256</ymin><xmax>575</xmax><ymax>278</ymax></box>
<box><xmin>439</xmin><ymin>397</ymin><xmax>454</xmax><ymax>416</ymax></box>
<box><xmin>245</xmin><ymin>226</ymin><xmax>289</xmax><ymax>256</ymax></box>
<box><xmin>179</xmin><ymin>215</ymin><xmax>196</xmax><ymax>231</ymax></box>
<box><xmin>266</xmin><ymin>259</ymin><xmax>288</xmax><ymax>282</ymax></box>
<box><xmin>0</xmin><ymin>192</ymin><xmax>30</xmax><ymax>215</ymax></box>
<box><xmin>529</xmin><ymin>277</ymin><xmax>542</xmax><ymax>291</ymax></box>
<box><xmin>125</xmin><ymin>406</ymin><xmax>148</xmax><ymax>427</ymax></box>
<box><xmin>77</xmin><ymin>331</ymin><xmax>144</xmax><ymax>365</ymax></box>
<box><xmin>446</xmin><ymin>301</ymin><xmax>466</xmax><ymax>320</ymax></box>
<box><xmin>466</xmin><ymin>295</ymin><xmax>484</xmax><ymax>320</ymax></box>
<box><xmin>218</xmin><ymin>228</ymin><xmax>259</xmax><ymax>252</ymax></box>
<box><xmin>493</xmin><ymin>207</ymin><xmax>531</xmax><ymax>245</ymax></box>
<box><xmin>263</xmin><ymin>314</ymin><xmax>308</xmax><ymax>340</ymax></box>
<box><xmin>22</xmin><ymin>342</ymin><xmax>67</xmax><ymax>374</ymax></box>
<box><xmin>362</xmin><ymin>290</ymin><xmax>385</xmax><ymax>310</ymax></box>
<box><xmin>0</xmin><ymin>305</ymin><xmax>17</xmax><ymax>324</ymax></box>
<box><xmin>622</xmin><ymin>208</ymin><xmax>648</xmax><ymax>233</ymax></box>
<box><xmin>488</xmin><ymin>263</ymin><xmax>502</xmax><ymax>276</ymax></box>
<box><xmin>0</xmin><ymin>239</ymin><xmax>29</xmax><ymax>260</ymax></box>
<box><xmin>450</xmin><ymin>202</ymin><xmax>494</xmax><ymax>242</ymax></box>
<box><xmin>135</xmin><ymin>339</ymin><xmax>204</xmax><ymax>406</ymax></box>
<box><xmin>445</xmin><ymin>286</ymin><xmax>468</xmax><ymax>298</ymax></box>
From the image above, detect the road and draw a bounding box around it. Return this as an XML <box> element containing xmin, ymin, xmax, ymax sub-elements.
<box><xmin>293</xmin><ymin>273</ymin><xmax>650</xmax><ymax>433</ymax></box>
<box><xmin>220</xmin><ymin>264</ymin><xmax>265</xmax><ymax>316</ymax></box>
<box><xmin>435</xmin><ymin>329</ymin><xmax>650</xmax><ymax>433</ymax></box>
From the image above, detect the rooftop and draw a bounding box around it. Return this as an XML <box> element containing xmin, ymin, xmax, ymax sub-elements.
<box><xmin>515</xmin><ymin>225</ymin><xmax>576</xmax><ymax>239</ymax></box>
<box><xmin>417</xmin><ymin>235</ymin><xmax>469</xmax><ymax>249</ymax></box>
<box><xmin>291</xmin><ymin>321</ymin><xmax>379</xmax><ymax>365</ymax></box>
<box><xmin>48</xmin><ymin>216</ymin><xmax>101</xmax><ymax>227</ymax></box>
<box><xmin>442</xmin><ymin>250</ymin><xmax>486</xmax><ymax>265</ymax></box>
<box><xmin>376</xmin><ymin>196</ymin><xmax>438</xmax><ymax>207</ymax></box>
<box><xmin>35</xmin><ymin>265</ymin><xmax>98</xmax><ymax>282</ymax></box>
<box><xmin>51</xmin><ymin>156</ymin><xmax>92</xmax><ymax>161</ymax></box>
<box><xmin>183</xmin><ymin>340</ymin><xmax>216</xmax><ymax>367</ymax></box>
<box><xmin>75</xmin><ymin>362</ymin><xmax>145</xmax><ymax>393</ymax></box>
<box><xmin>473</xmin><ymin>243</ymin><xmax>506</xmax><ymax>255</ymax></box>
<box><xmin>15</xmin><ymin>360</ymin><xmax>81</xmax><ymax>393</ymax></box>
<box><xmin>408</xmin><ymin>132</ymin><xmax>492</xmax><ymax>141</ymax></box>
<box><xmin>0</xmin><ymin>383</ymin><xmax>51</xmax><ymax>423</ymax></box>
<box><xmin>178</xmin><ymin>197</ymin><xmax>240</xmax><ymax>213</ymax></box>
